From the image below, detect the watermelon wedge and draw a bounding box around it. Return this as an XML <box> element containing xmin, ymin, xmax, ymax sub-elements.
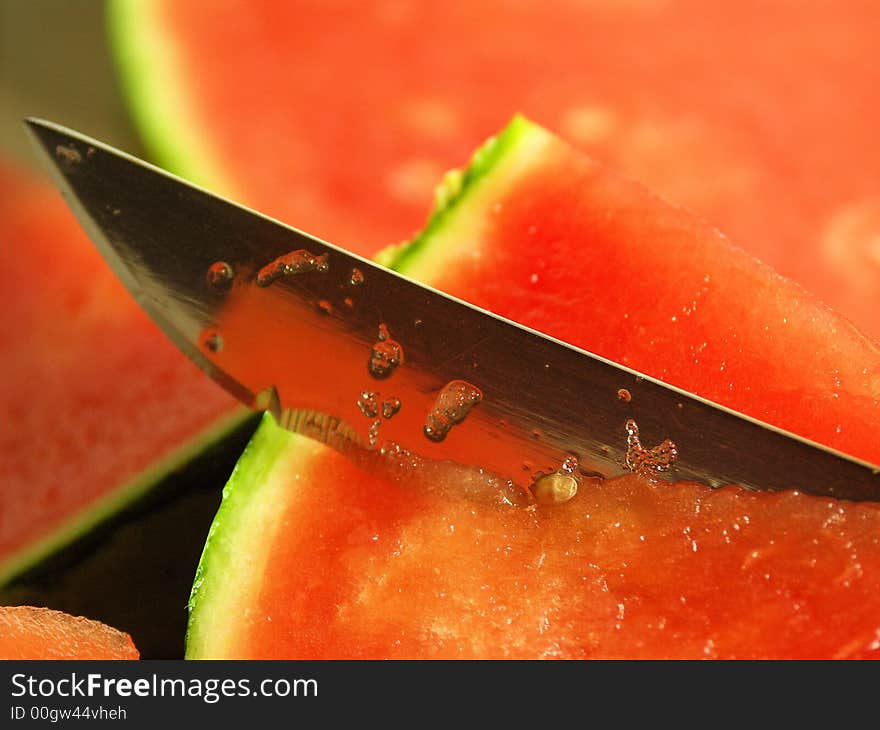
<box><xmin>110</xmin><ymin>0</ymin><xmax>880</xmax><ymax>340</ymax></box>
<box><xmin>0</xmin><ymin>605</ymin><xmax>138</xmax><ymax>660</ymax></box>
<box><xmin>0</xmin><ymin>158</ymin><xmax>247</xmax><ymax>586</ymax></box>
<box><xmin>187</xmin><ymin>119</ymin><xmax>880</xmax><ymax>659</ymax></box>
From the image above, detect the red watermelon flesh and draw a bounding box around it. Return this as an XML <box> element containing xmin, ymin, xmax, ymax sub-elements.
<box><xmin>187</xmin><ymin>120</ymin><xmax>880</xmax><ymax>660</ymax></box>
<box><xmin>0</xmin><ymin>160</ymin><xmax>242</xmax><ymax>583</ymax></box>
<box><xmin>388</xmin><ymin>118</ymin><xmax>880</xmax><ymax>466</ymax></box>
<box><xmin>0</xmin><ymin>605</ymin><xmax>138</xmax><ymax>659</ymax></box>
<box><xmin>208</xmin><ymin>431</ymin><xmax>880</xmax><ymax>659</ymax></box>
<box><xmin>114</xmin><ymin>0</ymin><xmax>880</xmax><ymax>339</ymax></box>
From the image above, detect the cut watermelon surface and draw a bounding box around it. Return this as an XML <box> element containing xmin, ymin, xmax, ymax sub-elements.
<box><xmin>111</xmin><ymin>0</ymin><xmax>880</xmax><ymax>340</ymax></box>
<box><xmin>0</xmin><ymin>159</ymin><xmax>246</xmax><ymax>585</ymax></box>
<box><xmin>187</xmin><ymin>120</ymin><xmax>880</xmax><ymax>659</ymax></box>
<box><xmin>0</xmin><ymin>605</ymin><xmax>138</xmax><ymax>660</ymax></box>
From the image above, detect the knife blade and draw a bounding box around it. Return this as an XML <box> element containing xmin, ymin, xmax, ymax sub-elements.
<box><xmin>25</xmin><ymin>118</ymin><xmax>880</xmax><ymax>501</ymax></box>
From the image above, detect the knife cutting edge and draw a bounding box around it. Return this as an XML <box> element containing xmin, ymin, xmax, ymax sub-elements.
<box><xmin>24</xmin><ymin>118</ymin><xmax>880</xmax><ymax>502</ymax></box>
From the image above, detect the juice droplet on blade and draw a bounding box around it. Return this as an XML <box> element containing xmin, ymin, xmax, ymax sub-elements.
<box><xmin>201</xmin><ymin>330</ymin><xmax>223</xmax><ymax>353</ymax></box>
<box><xmin>256</xmin><ymin>249</ymin><xmax>329</xmax><ymax>287</ymax></box>
<box><xmin>382</xmin><ymin>397</ymin><xmax>402</xmax><ymax>419</ymax></box>
<box><xmin>423</xmin><ymin>380</ymin><xmax>483</xmax><ymax>442</ymax></box>
<box><xmin>357</xmin><ymin>391</ymin><xmax>380</xmax><ymax>418</ymax></box>
<box><xmin>368</xmin><ymin>418</ymin><xmax>382</xmax><ymax>448</ymax></box>
<box><xmin>624</xmin><ymin>419</ymin><xmax>678</xmax><ymax>475</ymax></box>
<box><xmin>369</xmin><ymin>324</ymin><xmax>404</xmax><ymax>379</ymax></box>
<box><xmin>55</xmin><ymin>144</ymin><xmax>82</xmax><ymax>165</ymax></box>
<box><xmin>206</xmin><ymin>261</ymin><xmax>234</xmax><ymax>289</ymax></box>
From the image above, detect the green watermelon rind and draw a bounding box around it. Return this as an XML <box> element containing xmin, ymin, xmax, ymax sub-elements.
<box><xmin>0</xmin><ymin>409</ymin><xmax>252</xmax><ymax>588</ymax></box>
<box><xmin>376</xmin><ymin>114</ymin><xmax>537</xmax><ymax>270</ymax></box>
<box><xmin>107</xmin><ymin>0</ymin><xmax>239</xmax><ymax>198</ymax></box>
<box><xmin>185</xmin><ymin>415</ymin><xmax>314</xmax><ymax>658</ymax></box>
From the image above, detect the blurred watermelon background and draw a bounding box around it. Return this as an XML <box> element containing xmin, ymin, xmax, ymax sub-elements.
<box><xmin>0</xmin><ymin>1</ymin><xmax>253</xmax><ymax>658</ymax></box>
<box><xmin>2</xmin><ymin>0</ymin><xmax>880</xmax><ymax>658</ymax></box>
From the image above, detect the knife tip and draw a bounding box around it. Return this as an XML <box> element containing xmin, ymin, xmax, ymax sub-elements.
<box><xmin>22</xmin><ymin>117</ymin><xmax>56</xmax><ymax>139</ymax></box>
<box><xmin>22</xmin><ymin>117</ymin><xmax>61</xmax><ymax>153</ymax></box>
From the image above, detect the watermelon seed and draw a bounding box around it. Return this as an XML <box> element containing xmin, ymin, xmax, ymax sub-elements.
<box><xmin>617</xmin><ymin>388</ymin><xmax>632</xmax><ymax>403</ymax></box>
<box><xmin>531</xmin><ymin>471</ymin><xmax>578</xmax><ymax>505</ymax></box>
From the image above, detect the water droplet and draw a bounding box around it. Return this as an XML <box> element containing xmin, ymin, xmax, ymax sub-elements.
<box><xmin>256</xmin><ymin>249</ymin><xmax>329</xmax><ymax>287</ymax></box>
<box><xmin>369</xmin><ymin>324</ymin><xmax>403</xmax><ymax>379</ymax></box>
<box><xmin>531</xmin><ymin>471</ymin><xmax>579</xmax><ymax>505</ymax></box>
<box><xmin>423</xmin><ymin>380</ymin><xmax>482</xmax><ymax>442</ymax></box>
<box><xmin>617</xmin><ymin>388</ymin><xmax>632</xmax><ymax>403</ymax></box>
<box><xmin>55</xmin><ymin>144</ymin><xmax>81</xmax><ymax>165</ymax></box>
<box><xmin>624</xmin><ymin>419</ymin><xmax>677</xmax><ymax>475</ymax></box>
<box><xmin>350</xmin><ymin>268</ymin><xmax>365</xmax><ymax>286</ymax></box>
<box><xmin>357</xmin><ymin>390</ymin><xmax>380</xmax><ymax>418</ymax></box>
<box><xmin>368</xmin><ymin>418</ymin><xmax>382</xmax><ymax>447</ymax></box>
<box><xmin>382</xmin><ymin>397</ymin><xmax>401</xmax><ymax>419</ymax></box>
<box><xmin>206</xmin><ymin>261</ymin><xmax>234</xmax><ymax>289</ymax></box>
<box><xmin>560</xmin><ymin>455</ymin><xmax>579</xmax><ymax>474</ymax></box>
<box><xmin>202</xmin><ymin>331</ymin><xmax>223</xmax><ymax>353</ymax></box>
<box><xmin>317</xmin><ymin>299</ymin><xmax>333</xmax><ymax>315</ymax></box>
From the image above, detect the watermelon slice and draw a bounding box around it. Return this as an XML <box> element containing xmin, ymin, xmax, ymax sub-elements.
<box><xmin>110</xmin><ymin>0</ymin><xmax>880</xmax><ymax>340</ymax></box>
<box><xmin>0</xmin><ymin>605</ymin><xmax>138</xmax><ymax>659</ymax></box>
<box><xmin>187</xmin><ymin>119</ymin><xmax>880</xmax><ymax>659</ymax></box>
<box><xmin>0</xmin><ymin>158</ymin><xmax>247</xmax><ymax>586</ymax></box>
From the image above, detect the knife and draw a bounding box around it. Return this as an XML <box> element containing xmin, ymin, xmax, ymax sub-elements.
<box><xmin>25</xmin><ymin>118</ymin><xmax>880</xmax><ymax>502</ymax></box>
